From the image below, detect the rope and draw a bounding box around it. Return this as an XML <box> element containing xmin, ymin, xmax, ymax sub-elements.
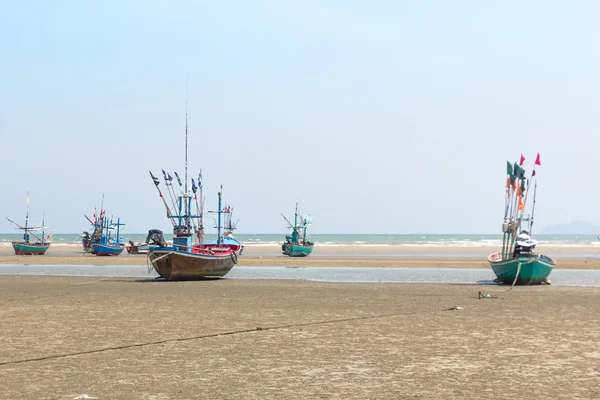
<box><xmin>146</xmin><ymin>251</ymin><xmax>174</xmax><ymax>273</ymax></box>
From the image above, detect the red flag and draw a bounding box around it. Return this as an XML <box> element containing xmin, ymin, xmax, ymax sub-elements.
<box><xmin>519</xmin><ymin>154</ymin><xmax>525</xmax><ymax>166</ymax></box>
<box><xmin>532</xmin><ymin>170</ymin><xmax>536</xmax><ymax>177</ymax></box>
<box><xmin>535</xmin><ymin>153</ymin><xmax>541</xmax><ymax>166</ymax></box>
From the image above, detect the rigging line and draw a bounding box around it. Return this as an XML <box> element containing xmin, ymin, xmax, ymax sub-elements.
<box><xmin>0</xmin><ymin>310</ymin><xmax>423</xmax><ymax>367</ymax></box>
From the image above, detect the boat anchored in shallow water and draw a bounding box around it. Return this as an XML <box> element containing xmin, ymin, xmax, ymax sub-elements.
<box><xmin>488</xmin><ymin>153</ymin><xmax>555</xmax><ymax>285</ymax></box>
<box><xmin>281</xmin><ymin>202</ymin><xmax>314</xmax><ymax>257</ymax></box>
<box><xmin>7</xmin><ymin>193</ymin><xmax>52</xmax><ymax>256</ymax></box>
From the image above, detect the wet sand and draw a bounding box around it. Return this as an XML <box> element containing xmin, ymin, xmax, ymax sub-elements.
<box><xmin>0</xmin><ymin>276</ymin><xmax>598</xmax><ymax>399</ymax></box>
<box><xmin>1</xmin><ymin>244</ymin><xmax>600</xmax><ymax>269</ymax></box>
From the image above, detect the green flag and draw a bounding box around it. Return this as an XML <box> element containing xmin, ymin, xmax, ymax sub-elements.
<box><xmin>506</xmin><ymin>161</ymin><xmax>513</xmax><ymax>176</ymax></box>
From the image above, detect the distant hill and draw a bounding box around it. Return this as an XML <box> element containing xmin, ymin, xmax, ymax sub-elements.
<box><xmin>540</xmin><ymin>221</ymin><xmax>600</xmax><ymax>235</ymax></box>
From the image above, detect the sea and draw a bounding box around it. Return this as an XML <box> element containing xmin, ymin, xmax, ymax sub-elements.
<box><xmin>1</xmin><ymin>233</ymin><xmax>599</xmax><ymax>248</ymax></box>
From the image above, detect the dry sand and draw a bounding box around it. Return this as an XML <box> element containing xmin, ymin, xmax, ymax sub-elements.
<box><xmin>1</xmin><ymin>244</ymin><xmax>600</xmax><ymax>269</ymax></box>
<box><xmin>0</xmin><ymin>276</ymin><xmax>598</xmax><ymax>399</ymax></box>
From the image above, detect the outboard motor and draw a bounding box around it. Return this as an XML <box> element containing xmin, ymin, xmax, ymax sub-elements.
<box><xmin>146</xmin><ymin>229</ymin><xmax>165</xmax><ymax>247</ymax></box>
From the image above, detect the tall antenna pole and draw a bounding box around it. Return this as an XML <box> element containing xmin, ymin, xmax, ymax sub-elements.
<box><xmin>184</xmin><ymin>78</ymin><xmax>190</xmax><ymax>229</ymax></box>
<box><xmin>185</xmin><ymin>78</ymin><xmax>189</xmax><ymax>196</ymax></box>
<box><xmin>100</xmin><ymin>192</ymin><xmax>105</xmax><ymax>228</ymax></box>
<box><xmin>24</xmin><ymin>191</ymin><xmax>30</xmax><ymax>242</ymax></box>
<box><xmin>217</xmin><ymin>186</ymin><xmax>223</xmax><ymax>246</ymax></box>
<box><xmin>529</xmin><ymin>181</ymin><xmax>538</xmax><ymax>235</ymax></box>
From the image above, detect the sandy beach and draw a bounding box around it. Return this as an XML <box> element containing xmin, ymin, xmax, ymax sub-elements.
<box><xmin>1</xmin><ymin>244</ymin><xmax>600</xmax><ymax>269</ymax></box>
<box><xmin>0</xmin><ymin>276</ymin><xmax>598</xmax><ymax>399</ymax></box>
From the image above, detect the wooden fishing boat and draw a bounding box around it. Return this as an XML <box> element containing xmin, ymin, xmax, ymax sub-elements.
<box><xmin>7</xmin><ymin>193</ymin><xmax>52</xmax><ymax>256</ymax></box>
<box><xmin>147</xmin><ymin>100</ymin><xmax>237</xmax><ymax>281</ymax></box>
<box><xmin>126</xmin><ymin>230</ymin><xmax>165</xmax><ymax>254</ymax></box>
<box><xmin>200</xmin><ymin>205</ymin><xmax>244</xmax><ymax>255</ymax></box>
<box><xmin>488</xmin><ymin>153</ymin><xmax>555</xmax><ymax>285</ymax></box>
<box><xmin>92</xmin><ymin>218</ymin><xmax>125</xmax><ymax>256</ymax></box>
<box><xmin>82</xmin><ymin>198</ymin><xmax>108</xmax><ymax>254</ymax></box>
<box><xmin>488</xmin><ymin>252</ymin><xmax>556</xmax><ymax>285</ymax></box>
<box><xmin>126</xmin><ymin>242</ymin><xmax>151</xmax><ymax>254</ymax></box>
<box><xmin>281</xmin><ymin>203</ymin><xmax>314</xmax><ymax>257</ymax></box>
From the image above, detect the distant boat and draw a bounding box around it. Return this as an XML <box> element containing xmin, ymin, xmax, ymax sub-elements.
<box><xmin>200</xmin><ymin>205</ymin><xmax>244</xmax><ymax>255</ymax></box>
<box><xmin>7</xmin><ymin>193</ymin><xmax>52</xmax><ymax>256</ymax></box>
<box><xmin>488</xmin><ymin>153</ymin><xmax>555</xmax><ymax>285</ymax></box>
<box><xmin>146</xmin><ymin>99</ymin><xmax>238</xmax><ymax>280</ymax></box>
<box><xmin>82</xmin><ymin>196</ymin><xmax>109</xmax><ymax>254</ymax></box>
<box><xmin>281</xmin><ymin>202</ymin><xmax>314</xmax><ymax>257</ymax></box>
<box><xmin>125</xmin><ymin>242</ymin><xmax>152</xmax><ymax>254</ymax></box>
<box><xmin>125</xmin><ymin>230</ymin><xmax>163</xmax><ymax>254</ymax></box>
<box><xmin>91</xmin><ymin>218</ymin><xmax>125</xmax><ymax>256</ymax></box>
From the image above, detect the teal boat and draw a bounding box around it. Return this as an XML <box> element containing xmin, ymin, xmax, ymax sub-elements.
<box><xmin>281</xmin><ymin>203</ymin><xmax>314</xmax><ymax>257</ymax></box>
<box><xmin>7</xmin><ymin>193</ymin><xmax>52</xmax><ymax>256</ymax></box>
<box><xmin>488</xmin><ymin>153</ymin><xmax>555</xmax><ymax>285</ymax></box>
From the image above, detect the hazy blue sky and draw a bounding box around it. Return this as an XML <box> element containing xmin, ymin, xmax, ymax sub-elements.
<box><xmin>1</xmin><ymin>1</ymin><xmax>599</xmax><ymax>234</ymax></box>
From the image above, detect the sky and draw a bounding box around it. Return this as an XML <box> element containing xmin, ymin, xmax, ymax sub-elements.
<box><xmin>1</xmin><ymin>1</ymin><xmax>599</xmax><ymax>234</ymax></box>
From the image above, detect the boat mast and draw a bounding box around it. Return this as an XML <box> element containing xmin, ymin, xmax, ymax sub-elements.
<box><xmin>184</xmin><ymin>80</ymin><xmax>190</xmax><ymax>230</ymax></box>
<box><xmin>41</xmin><ymin>210</ymin><xmax>45</xmax><ymax>245</ymax></box>
<box><xmin>217</xmin><ymin>186</ymin><xmax>223</xmax><ymax>246</ymax></box>
<box><xmin>529</xmin><ymin>181</ymin><xmax>538</xmax><ymax>235</ymax></box>
<box><xmin>24</xmin><ymin>191</ymin><xmax>30</xmax><ymax>243</ymax></box>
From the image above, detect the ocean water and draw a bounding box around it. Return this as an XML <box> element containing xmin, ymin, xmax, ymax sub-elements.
<box><xmin>1</xmin><ymin>233</ymin><xmax>600</xmax><ymax>248</ymax></box>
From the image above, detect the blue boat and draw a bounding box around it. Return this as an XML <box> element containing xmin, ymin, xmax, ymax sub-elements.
<box><xmin>488</xmin><ymin>153</ymin><xmax>555</xmax><ymax>285</ymax></box>
<box><xmin>92</xmin><ymin>218</ymin><xmax>125</xmax><ymax>256</ymax></box>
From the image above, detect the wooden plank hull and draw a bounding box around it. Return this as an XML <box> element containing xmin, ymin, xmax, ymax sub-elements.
<box><xmin>488</xmin><ymin>252</ymin><xmax>555</xmax><ymax>285</ymax></box>
<box><xmin>148</xmin><ymin>249</ymin><xmax>236</xmax><ymax>280</ymax></box>
<box><xmin>92</xmin><ymin>243</ymin><xmax>124</xmax><ymax>256</ymax></box>
<box><xmin>12</xmin><ymin>242</ymin><xmax>50</xmax><ymax>255</ymax></box>
<box><xmin>282</xmin><ymin>243</ymin><xmax>314</xmax><ymax>257</ymax></box>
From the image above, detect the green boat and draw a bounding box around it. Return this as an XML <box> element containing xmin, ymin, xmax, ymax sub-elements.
<box><xmin>7</xmin><ymin>193</ymin><xmax>52</xmax><ymax>256</ymax></box>
<box><xmin>281</xmin><ymin>202</ymin><xmax>314</xmax><ymax>257</ymax></box>
<box><xmin>488</xmin><ymin>153</ymin><xmax>555</xmax><ymax>285</ymax></box>
<box><xmin>11</xmin><ymin>242</ymin><xmax>51</xmax><ymax>256</ymax></box>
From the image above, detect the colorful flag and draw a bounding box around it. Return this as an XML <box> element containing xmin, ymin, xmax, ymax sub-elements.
<box><xmin>518</xmin><ymin>197</ymin><xmax>525</xmax><ymax>211</ymax></box>
<box><xmin>519</xmin><ymin>154</ymin><xmax>525</xmax><ymax>166</ymax></box>
<box><xmin>506</xmin><ymin>161</ymin><xmax>513</xmax><ymax>176</ymax></box>
<box><xmin>149</xmin><ymin>171</ymin><xmax>160</xmax><ymax>186</ymax></box>
<box><xmin>535</xmin><ymin>153</ymin><xmax>541</xmax><ymax>166</ymax></box>
<box><xmin>174</xmin><ymin>172</ymin><xmax>182</xmax><ymax>187</ymax></box>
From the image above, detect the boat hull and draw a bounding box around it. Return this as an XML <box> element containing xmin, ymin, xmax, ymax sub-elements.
<box><xmin>200</xmin><ymin>238</ymin><xmax>244</xmax><ymax>255</ymax></box>
<box><xmin>125</xmin><ymin>244</ymin><xmax>157</xmax><ymax>254</ymax></box>
<box><xmin>282</xmin><ymin>243</ymin><xmax>314</xmax><ymax>257</ymax></box>
<box><xmin>12</xmin><ymin>242</ymin><xmax>50</xmax><ymax>255</ymax></box>
<box><xmin>148</xmin><ymin>249</ymin><xmax>236</xmax><ymax>280</ymax></box>
<box><xmin>488</xmin><ymin>252</ymin><xmax>555</xmax><ymax>285</ymax></box>
<box><xmin>92</xmin><ymin>243</ymin><xmax>124</xmax><ymax>256</ymax></box>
